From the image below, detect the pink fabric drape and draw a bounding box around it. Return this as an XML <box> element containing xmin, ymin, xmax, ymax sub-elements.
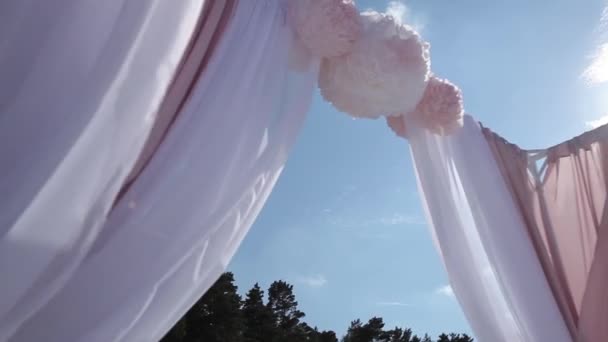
<box><xmin>96</xmin><ymin>0</ymin><xmax>236</xmax><ymax>255</ymax></box>
<box><xmin>95</xmin><ymin>0</ymin><xmax>236</xmax><ymax>257</ymax></box>
<box><xmin>119</xmin><ymin>0</ymin><xmax>236</xmax><ymax>197</ymax></box>
<box><xmin>483</xmin><ymin>124</ymin><xmax>608</xmax><ymax>342</ymax></box>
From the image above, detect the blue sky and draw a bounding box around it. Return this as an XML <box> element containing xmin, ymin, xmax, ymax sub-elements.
<box><xmin>230</xmin><ymin>0</ymin><xmax>608</xmax><ymax>338</ymax></box>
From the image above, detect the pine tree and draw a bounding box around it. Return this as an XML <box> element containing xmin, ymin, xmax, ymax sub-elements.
<box><xmin>185</xmin><ymin>272</ymin><xmax>244</xmax><ymax>342</ymax></box>
<box><xmin>420</xmin><ymin>334</ymin><xmax>432</xmax><ymax>342</ymax></box>
<box><xmin>160</xmin><ymin>316</ymin><xmax>188</xmax><ymax>342</ymax></box>
<box><xmin>267</xmin><ymin>280</ymin><xmax>306</xmax><ymax>341</ymax></box>
<box><xmin>383</xmin><ymin>327</ymin><xmax>423</xmax><ymax>342</ymax></box>
<box><xmin>162</xmin><ymin>272</ymin><xmax>473</xmax><ymax>342</ymax></box>
<box><xmin>342</xmin><ymin>317</ymin><xmax>389</xmax><ymax>342</ymax></box>
<box><xmin>437</xmin><ymin>333</ymin><xmax>474</xmax><ymax>342</ymax></box>
<box><xmin>438</xmin><ymin>333</ymin><xmax>450</xmax><ymax>342</ymax></box>
<box><xmin>342</xmin><ymin>319</ymin><xmax>363</xmax><ymax>342</ymax></box>
<box><xmin>242</xmin><ymin>283</ymin><xmax>276</xmax><ymax>342</ymax></box>
<box><xmin>459</xmin><ymin>334</ymin><xmax>474</xmax><ymax>342</ymax></box>
<box><xmin>318</xmin><ymin>330</ymin><xmax>339</xmax><ymax>342</ymax></box>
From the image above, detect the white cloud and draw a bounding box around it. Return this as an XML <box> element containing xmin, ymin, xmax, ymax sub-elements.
<box><xmin>435</xmin><ymin>285</ymin><xmax>455</xmax><ymax>298</ymax></box>
<box><xmin>376</xmin><ymin>301</ymin><xmax>410</xmax><ymax>307</ymax></box>
<box><xmin>386</xmin><ymin>1</ymin><xmax>408</xmax><ymax>25</ymax></box>
<box><xmin>354</xmin><ymin>232</ymin><xmax>392</xmax><ymax>240</ymax></box>
<box><xmin>328</xmin><ymin>213</ymin><xmax>426</xmax><ymax>229</ymax></box>
<box><xmin>583</xmin><ymin>43</ymin><xmax>608</xmax><ymax>84</ymax></box>
<box><xmin>583</xmin><ymin>6</ymin><xmax>608</xmax><ymax>84</ymax></box>
<box><xmin>375</xmin><ymin>213</ymin><xmax>426</xmax><ymax>226</ymax></box>
<box><xmin>586</xmin><ymin>114</ymin><xmax>608</xmax><ymax>128</ymax></box>
<box><xmin>297</xmin><ymin>274</ymin><xmax>327</xmax><ymax>288</ymax></box>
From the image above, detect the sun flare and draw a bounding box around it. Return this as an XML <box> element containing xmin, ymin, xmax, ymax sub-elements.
<box><xmin>584</xmin><ymin>43</ymin><xmax>608</xmax><ymax>84</ymax></box>
<box><xmin>584</xmin><ymin>7</ymin><xmax>608</xmax><ymax>84</ymax></box>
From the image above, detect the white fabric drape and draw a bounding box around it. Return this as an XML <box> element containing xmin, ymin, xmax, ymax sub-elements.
<box><xmin>4</xmin><ymin>1</ymin><xmax>319</xmax><ymax>341</ymax></box>
<box><xmin>408</xmin><ymin>115</ymin><xmax>572</xmax><ymax>342</ymax></box>
<box><xmin>0</xmin><ymin>0</ymin><xmax>204</xmax><ymax>338</ymax></box>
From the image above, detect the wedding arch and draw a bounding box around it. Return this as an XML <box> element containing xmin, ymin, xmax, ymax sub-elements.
<box><xmin>1</xmin><ymin>1</ymin><xmax>606</xmax><ymax>341</ymax></box>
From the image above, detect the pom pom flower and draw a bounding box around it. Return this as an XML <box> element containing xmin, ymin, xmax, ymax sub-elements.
<box><xmin>288</xmin><ymin>0</ymin><xmax>362</xmax><ymax>58</ymax></box>
<box><xmin>386</xmin><ymin>115</ymin><xmax>408</xmax><ymax>138</ymax></box>
<box><xmin>318</xmin><ymin>11</ymin><xmax>430</xmax><ymax>119</ymax></box>
<box><xmin>413</xmin><ymin>76</ymin><xmax>464</xmax><ymax>135</ymax></box>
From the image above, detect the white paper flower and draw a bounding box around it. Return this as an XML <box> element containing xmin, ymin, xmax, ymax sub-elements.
<box><xmin>318</xmin><ymin>11</ymin><xmax>430</xmax><ymax>119</ymax></box>
<box><xmin>288</xmin><ymin>0</ymin><xmax>362</xmax><ymax>58</ymax></box>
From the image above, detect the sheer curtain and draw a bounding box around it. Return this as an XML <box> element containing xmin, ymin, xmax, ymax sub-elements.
<box><xmin>122</xmin><ymin>0</ymin><xmax>236</xmax><ymax>192</ymax></box>
<box><xmin>484</xmin><ymin>124</ymin><xmax>608</xmax><ymax>342</ymax></box>
<box><xmin>0</xmin><ymin>0</ymin><xmax>205</xmax><ymax>338</ymax></box>
<box><xmin>408</xmin><ymin>115</ymin><xmax>571</xmax><ymax>342</ymax></box>
<box><xmin>6</xmin><ymin>1</ymin><xmax>319</xmax><ymax>341</ymax></box>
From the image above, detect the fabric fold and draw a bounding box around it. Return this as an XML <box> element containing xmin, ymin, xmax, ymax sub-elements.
<box><xmin>6</xmin><ymin>1</ymin><xmax>319</xmax><ymax>341</ymax></box>
<box><xmin>0</xmin><ymin>0</ymin><xmax>206</xmax><ymax>338</ymax></box>
<box><xmin>119</xmin><ymin>0</ymin><xmax>236</xmax><ymax>197</ymax></box>
<box><xmin>483</xmin><ymin>123</ymin><xmax>608</xmax><ymax>342</ymax></box>
<box><xmin>409</xmin><ymin>115</ymin><xmax>571</xmax><ymax>342</ymax></box>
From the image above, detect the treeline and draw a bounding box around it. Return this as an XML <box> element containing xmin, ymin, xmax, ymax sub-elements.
<box><xmin>162</xmin><ymin>272</ymin><xmax>473</xmax><ymax>342</ymax></box>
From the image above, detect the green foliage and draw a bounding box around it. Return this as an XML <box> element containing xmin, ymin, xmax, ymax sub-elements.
<box><xmin>162</xmin><ymin>273</ymin><xmax>472</xmax><ymax>342</ymax></box>
<box><xmin>188</xmin><ymin>272</ymin><xmax>244</xmax><ymax>342</ymax></box>
<box><xmin>436</xmin><ymin>333</ymin><xmax>475</xmax><ymax>342</ymax></box>
<box><xmin>267</xmin><ymin>280</ymin><xmax>306</xmax><ymax>341</ymax></box>
<box><xmin>242</xmin><ymin>283</ymin><xmax>275</xmax><ymax>342</ymax></box>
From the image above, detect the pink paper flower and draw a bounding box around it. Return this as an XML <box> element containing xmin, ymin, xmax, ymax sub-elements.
<box><xmin>288</xmin><ymin>0</ymin><xmax>362</xmax><ymax>58</ymax></box>
<box><xmin>386</xmin><ymin>115</ymin><xmax>408</xmax><ymax>139</ymax></box>
<box><xmin>413</xmin><ymin>76</ymin><xmax>464</xmax><ymax>135</ymax></box>
<box><xmin>318</xmin><ymin>11</ymin><xmax>430</xmax><ymax>119</ymax></box>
